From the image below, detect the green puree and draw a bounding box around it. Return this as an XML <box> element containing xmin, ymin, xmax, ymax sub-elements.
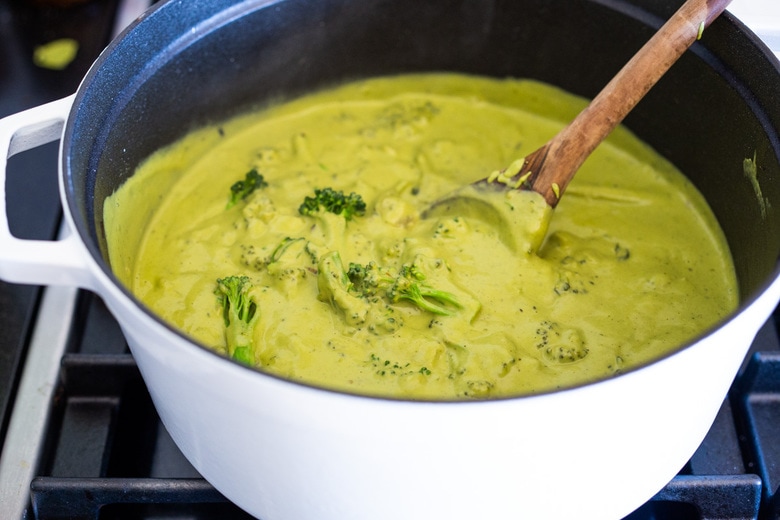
<box><xmin>104</xmin><ymin>73</ymin><xmax>737</xmax><ymax>399</ymax></box>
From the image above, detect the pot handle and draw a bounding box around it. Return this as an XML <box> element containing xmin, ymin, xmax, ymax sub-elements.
<box><xmin>0</xmin><ymin>95</ymin><xmax>95</xmax><ymax>289</ymax></box>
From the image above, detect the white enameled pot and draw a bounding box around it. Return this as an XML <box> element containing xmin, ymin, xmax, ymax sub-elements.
<box><xmin>2</xmin><ymin>0</ymin><xmax>780</xmax><ymax>518</ymax></box>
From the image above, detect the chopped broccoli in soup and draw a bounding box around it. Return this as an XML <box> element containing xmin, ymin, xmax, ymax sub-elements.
<box><xmin>103</xmin><ymin>73</ymin><xmax>738</xmax><ymax>399</ymax></box>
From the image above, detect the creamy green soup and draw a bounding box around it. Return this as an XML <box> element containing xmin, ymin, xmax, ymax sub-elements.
<box><xmin>104</xmin><ymin>73</ymin><xmax>737</xmax><ymax>399</ymax></box>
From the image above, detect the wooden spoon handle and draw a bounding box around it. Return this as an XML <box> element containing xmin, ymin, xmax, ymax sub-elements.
<box><xmin>526</xmin><ymin>0</ymin><xmax>733</xmax><ymax>206</ymax></box>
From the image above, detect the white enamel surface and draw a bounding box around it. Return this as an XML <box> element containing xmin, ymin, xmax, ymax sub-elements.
<box><xmin>0</xmin><ymin>96</ymin><xmax>97</xmax><ymax>290</ymax></box>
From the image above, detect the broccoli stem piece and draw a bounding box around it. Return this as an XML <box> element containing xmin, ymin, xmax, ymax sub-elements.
<box><xmin>316</xmin><ymin>251</ymin><xmax>369</xmax><ymax>326</ymax></box>
<box><xmin>226</xmin><ymin>168</ymin><xmax>268</xmax><ymax>209</ymax></box>
<box><xmin>215</xmin><ymin>275</ymin><xmax>259</xmax><ymax>364</ymax></box>
<box><xmin>387</xmin><ymin>265</ymin><xmax>462</xmax><ymax>316</ymax></box>
<box><xmin>299</xmin><ymin>187</ymin><xmax>366</xmax><ymax>220</ymax></box>
<box><xmin>269</xmin><ymin>236</ymin><xmax>305</xmax><ymax>264</ymax></box>
<box><xmin>389</xmin><ymin>281</ymin><xmax>461</xmax><ymax>315</ymax></box>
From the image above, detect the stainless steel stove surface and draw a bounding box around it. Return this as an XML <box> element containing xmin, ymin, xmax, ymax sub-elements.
<box><xmin>1</xmin><ymin>1</ymin><xmax>780</xmax><ymax>519</ymax></box>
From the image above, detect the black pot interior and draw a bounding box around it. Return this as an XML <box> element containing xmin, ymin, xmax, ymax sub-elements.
<box><xmin>64</xmin><ymin>0</ymin><xmax>780</xmax><ymax>304</ymax></box>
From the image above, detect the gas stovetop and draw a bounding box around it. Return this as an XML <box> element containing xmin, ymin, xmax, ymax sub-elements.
<box><xmin>0</xmin><ymin>1</ymin><xmax>779</xmax><ymax>519</ymax></box>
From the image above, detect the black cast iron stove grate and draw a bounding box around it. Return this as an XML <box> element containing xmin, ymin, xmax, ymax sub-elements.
<box><xmin>19</xmin><ymin>294</ymin><xmax>780</xmax><ymax>519</ymax></box>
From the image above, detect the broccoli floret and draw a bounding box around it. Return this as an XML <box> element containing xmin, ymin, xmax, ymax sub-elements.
<box><xmin>319</xmin><ymin>253</ymin><xmax>404</xmax><ymax>332</ymax></box>
<box><xmin>316</xmin><ymin>251</ymin><xmax>369</xmax><ymax>326</ymax></box>
<box><xmin>215</xmin><ymin>275</ymin><xmax>259</xmax><ymax>364</ymax></box>
<box><xmin>387</xmin><ymin>264</ymin><xmax>462</xmax><ymax>316</ymax></box>
<box><xmin>226</xmin><ymin>168</ymin><xmax>268</xmax><ymax>209</ymax></box>
<box><xmin>347</xmin><ymin>259</ymin><xmax>462</xmax><ymax>316</ymax></box>
<box><xmin>347</xmin><ymin>261</ymin><xmax>395</xmax><ymax>298</ymax></box>
<box><xmin>320</xmin><ymin>252</ymin><xmax>468</xmax><ymax>328</ymax></box>
<box><xmin>299</xmin><ymin>187</ymin><xmax>366</xmax><ymax>220</ymax></box>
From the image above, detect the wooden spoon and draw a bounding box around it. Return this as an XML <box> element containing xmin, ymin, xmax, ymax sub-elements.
<box><xmin>436</xmin><ymin>0</ymin><xmax>733</xmax><ymax>211</ymax></box>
